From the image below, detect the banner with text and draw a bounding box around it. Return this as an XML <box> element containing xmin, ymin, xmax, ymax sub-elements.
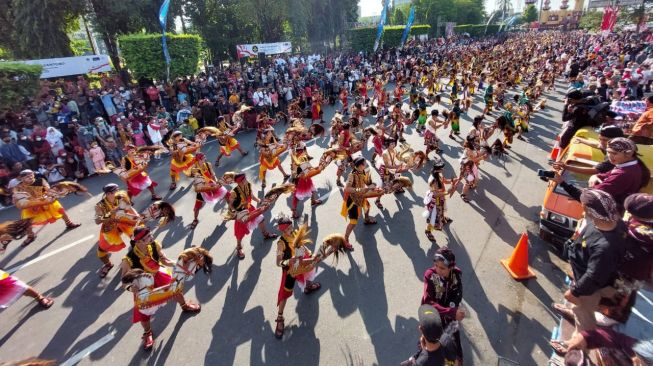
<box><xmin>237</xmin><ymin>42</ymin><xmax>292</xmax><ymax>58</ymax></box>
<box><xmin>22</xmin><ymin>55</ymin><xmax>112</xmax><ymax>79</ymax></box>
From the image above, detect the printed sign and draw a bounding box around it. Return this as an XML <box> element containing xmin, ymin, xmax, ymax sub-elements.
<box><xmin>236</xmin><ymin>42</ymin><xmax>292</xmax><ymax>58</ymax></box>
<box><xmin>20</xmin><ymin>55</ymin><xmax>112</xmax><ymax>79</ymax></box>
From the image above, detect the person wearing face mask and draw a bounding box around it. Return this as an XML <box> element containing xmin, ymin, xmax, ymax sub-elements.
<box><xmin>0</xmin><ymin>136</ymin><xmax>31</xmax><ymax>167</ymax></box>
<box><xmin>421</xmin><ymin>247</ymin><xmax>465</xmax><ymax>365</ymax></box>
<box><xmin>551</xmin><ymin>189</ymin><xmax>626</xmax><ymax>334</ymax></box>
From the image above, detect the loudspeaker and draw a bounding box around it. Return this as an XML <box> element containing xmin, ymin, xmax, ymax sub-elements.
<box><xmin>258</xmin><ymin>52</ymin><xmax>268</xmax><ymax>67</ymax></box>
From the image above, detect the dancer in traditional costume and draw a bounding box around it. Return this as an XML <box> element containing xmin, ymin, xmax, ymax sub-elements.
<box><xmin>500</xmin><ymin>104</ymin><xmax>516</xmax><ymax>149</ymax></box>
<box><xmin>259</xmin><ymin>143</ymin><xmax>289</xmax><ymax>189</ymax></box>
<box><xmin>120</xmin><ymin>227</ymin><xmax>202</xmax><ymax>350</ymax></box>
<box><xmin>423</xmin><ymin>160</ymin><xmax>453</xmax><ymax>243</ymax></box>
<box><xmin>424</xmin><ymin>109</ymin><xmax>444</xmax><ymax>157</ymax></box>
<box><xmin>374</xmin><ymin>138</ymin><xmax>406</xmax><ymax>210</ymax></box>
<box><xmin>311</xmin><ymin>93</ymin><xmax>323</xmax><ymax>124</ymax></box>
<box><xmin>289</xmin><ymin>143</ymin><xmax>323</xmax><ymax>219</ymax></box>
<box><xmin>119</xmin><ymin>145</ymin><xmax>161</xmax><ymax>201</ymax></box>
<box><xmin>215</xmin><ymin>115</ymin><xmax>248</xmax><ymax>167</ymax></box>
<box><xmin>274</xmin><ymin>217</ymin><xmax>321</xmax><ymax>339</ymax></box>
<box><xmin>168</xmin><ymin>131</ymin><xmax>201</xmax><ymax>190</ymax></box>
<box><xmin>448</xmin><ymin>100</ymin><xmax>462</xmax><ymax>139</ymax></box>
<box><xmin>341</xmin><ymin>157</ymin><xmax>383</xmax><ymax>250</ymax></box>
<box><xmin>0</xmin><ymin>269</ymin><xmax>53</xmax><ymax>309</ymax></box>
<box><xmin>189</xmin><ymin>153</ymin><xmax>230</xmax><ymax>229</ymax></box>
<box><xmin>482</xmin><ymin>83</ymin><xmax>494</xmax><ymax>115</ymax></box>
<box><xmin>95</xmin><ymin>183</ymin><xmax>140</xmax><ymax>278</ymax></box>
<box><xmin>12</xmin><ymin>170</ymin><xmax>81</xmax><ymax>246</ymax></box>
<box><xmin>335</xmin><ymin>123</ymin><xmax>360</xmax><ymax>187</ymax></box>
<box><xmin>229</xmin><ymin>173</ymin><xmax>278</xmax><ymax>260</ymax></box>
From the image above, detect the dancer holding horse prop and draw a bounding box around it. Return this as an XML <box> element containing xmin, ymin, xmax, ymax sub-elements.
<box><xmin>274</xmin><ymin>216</ymin><xmax>346</xmax><ymax>339</ymax></box>
<box><xmin>120</xmin><ymin>228</ymin><xmax>208</xmax><ymax>350</ymax></box>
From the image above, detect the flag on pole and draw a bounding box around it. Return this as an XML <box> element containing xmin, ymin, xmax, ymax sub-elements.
<box><xmin>373</xmin><ymin>0</ymin><xmax>389</xmax><ymax>52</ymax></box>
<box><xmin>400</xmin><ymin>6</ymin><xmax>416</xmax><ymax>47</ymax></box>
<box><xmin>159</xmin><ymin>0</ymin><xmax>171</xmax><ymax>80</ymax></box>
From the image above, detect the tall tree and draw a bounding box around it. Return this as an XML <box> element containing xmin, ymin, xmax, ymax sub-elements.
<box><xmin>184</xmin><ymin>0</ymin><xmax>255</xmax><ymax>61</ymax></box>
<box><xmin>85</xmin><ymin>0</ymin><xmax>149</xmax><ymax>82</ymax></box>
<box><xmin>522</xmin><ymin>4</ymin><xmax>538</xmax><ymax>23</ymax></box>
<box><xmin>393</xmin><ymin>7</ymin><xmax>406</xmax><ymax>25</ymax></box>
<box><xmin>6</xmin><ymin>0</ymin><xmax>84</xmax><ymax>59</ymax></box>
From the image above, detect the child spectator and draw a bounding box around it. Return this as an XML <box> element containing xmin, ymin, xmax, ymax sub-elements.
<box><xmin>88</xmin><ymin>141</ymin><xmax>109</xmax><ymax>174</ymax></box>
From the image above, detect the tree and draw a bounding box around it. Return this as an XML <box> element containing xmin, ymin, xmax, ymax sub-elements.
<box><xmin>579</xmin><ymin>10</ymin><xmax>603</xmax><ymax>31</ymax></box>
<box><xmin>414</xmin><ymin>0</ymin><xmax>485</xmax><ymax>36</ymax></box>
<box><xmin>522</xmin><ymin>4</ymin><xmax>538</xmax><ymax>23</ymax></box>
<box><xmin>0</xmin><ymin>63</ymin><xmax>42</xmax><ymax>111</ymax></box>
<box><xmin>1</xmin><ymin>0</ymin><xmax>84</xmax><ymax>59</ymax></box>
<box><xmin>85</xmin><ymin>0</ymin><xmax>166</xmax><ymax>82</ymax></box>
<box><xmin>393</xmin><ymin>7</ymin><xmax>406</xmax><ymax>25</ymax></box>
<box><xmin>119</xmin><ymin>34</ymin><xmax>202</xmax><ymax>80</ymax></box>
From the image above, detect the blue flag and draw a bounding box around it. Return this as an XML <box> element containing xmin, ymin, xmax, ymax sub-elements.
<box><xmin>159</xmin><ymin>0</ymin><xmax>171</xmax><ymax>76</ymax></box>
<box><xmin>400</xmin><ymin>6</ymin><xmax>415</xmax><ymax>47</ymax></box>
<box><xmin>373</xmin><ymin>0</ymin><xmax>389</xmax><ymax>52</ymax></box>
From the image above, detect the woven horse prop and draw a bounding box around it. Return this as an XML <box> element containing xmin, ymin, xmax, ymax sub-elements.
<box><xmin>285</xmin><ymin>224</ymin><xmax>347</xmax><ymax>278</ymax></box>
<box><xmin>124</xmin><ymin>247</ymin><xmax>213</xmax><ymax>316</ymax></box>
<box><xmin>0</xmin><ymin>219</ymin><xmax>33</xmax><ymax>252</ymax></box>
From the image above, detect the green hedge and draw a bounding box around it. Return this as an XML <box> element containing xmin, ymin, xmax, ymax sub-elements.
<box><xmin>0</xmin><ymin>62</ymin><xmax>42</xmax><ymax>111</ymax></box>
<box><xmin>453</xmin><ymin>24</ymin><xmax>501</xmax><ymax>37</ymax></box>
<box><xmin>349</xmin><ymin>24</ymin><xmax>431</xmax><ymax>52</ymax></box>
<box><xmin>118</xmin><ymin>33</ymin><xmax>202</xmax><ymax>81</ymax></box>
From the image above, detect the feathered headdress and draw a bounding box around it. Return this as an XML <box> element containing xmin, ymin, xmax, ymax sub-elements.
<box><xmin>290</xmin><ymin>223</ymin><xmax>312</xmax><ymax>250</ymax></box>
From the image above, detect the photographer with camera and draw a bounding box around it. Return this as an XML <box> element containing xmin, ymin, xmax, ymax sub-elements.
<box><xmin>551</xmin><ymin>138</ymin><xmax>650</xmax><ymax>212</ymax></box>
<box><xmin>560</xmin><ymin>90</ymin><xmax>610</xmax><ymax>149</ymax></box>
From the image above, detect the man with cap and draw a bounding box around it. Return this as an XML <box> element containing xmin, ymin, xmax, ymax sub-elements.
<box><xmin>552</xmin><ymin>125</ymin><xmax>624</xmax><ymax>176</ymax></box>
<box><xmin>273</xmin><ymin>215</ymin><xmax>321</xmax><ymax>339</ymax></box>
<box><xmin>11</xmin><ymin>169</ymin><xmax>81</xmax><ymax>246</ymax></box>
<box><xmin>95</xmin><ymin>183</ymin><xmax>140</xmax><ymax>278</ymax></box>
<box><xmin>228</xmin><ymin>173</ymin><xmax>277</xmax><ymax>260</ymax></box>
<box><xmin>559</xmin><ymin>89</ymin><xmax>603</xmax><ymax>149</ymax></box>
<box><xmin>400</xmin><ymin>304</ymin><xmax>458</xmax><ymax>366</ymax></box>
<box><xmin>341</xmin><ymin>156</ymin><xmax>384</xmax><ymax>250</ymax></box>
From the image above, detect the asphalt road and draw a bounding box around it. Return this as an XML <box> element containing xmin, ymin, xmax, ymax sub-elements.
<box><xmin>0</xmin><ymin>84</ymin><xmax>570</xmax><ymax>366</ymax></box>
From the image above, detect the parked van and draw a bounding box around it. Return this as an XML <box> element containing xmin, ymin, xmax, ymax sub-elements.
<box><xmin>540</xmin><ymin>128</ymin><xmax>653</xmax><ymax>245</ymax></box>
<box><xmin>539</xmin><ymin>128</ymin><xmax>603</xmax><ymax>244</ymax></box>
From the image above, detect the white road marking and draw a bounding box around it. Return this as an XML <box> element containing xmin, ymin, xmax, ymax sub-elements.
<box><xmin>318</xmin><ymin>190</ymin><xmax>332</xmax><ymax>202</ymax></box>
<box><xmin>7</xmin><ymin>235</ymin><xmax>95</xmax><ymax>274</ymax></box>
<box><xmin>59</xmin><ymin>330</ymin><xmax>117</xmax><ymax>366</ymax></box>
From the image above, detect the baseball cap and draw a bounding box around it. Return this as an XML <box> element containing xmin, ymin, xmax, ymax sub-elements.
<box><xmin>418</xmin><ymin>304</ymin><xmax>443</xmax><ymax>343</ymax></box>
<box><xmin>599</xmin><ymin>125</ymin><xmax>624</xmax><ymax>138</ymax></box>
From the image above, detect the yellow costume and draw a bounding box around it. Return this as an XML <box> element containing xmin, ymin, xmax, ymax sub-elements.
<box><xmin>12</xmin><ymin>180</ymin><xmax>63</xmax><ymax>225</ymax></box>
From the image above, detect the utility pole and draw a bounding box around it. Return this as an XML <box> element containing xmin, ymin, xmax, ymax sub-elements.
<box><xmin>80</xmin><ymin>14</ymin><xmax>97</xmax><ymax>55</ymax></box>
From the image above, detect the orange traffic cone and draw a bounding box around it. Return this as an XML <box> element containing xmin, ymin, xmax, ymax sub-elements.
<box><xmin>500</xmin><ymin>232</ymin><xmax>536</xmax><ymax>280</ymax></box>
<box><xmin>549</xmin><ymin>140</ymin><xmax>561</xmax><ymax>161</ymax></box>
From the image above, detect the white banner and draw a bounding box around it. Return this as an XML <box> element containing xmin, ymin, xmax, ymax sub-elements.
<box><xmin>236</xmin><ymin>42</ymin><xmax>292</xmax><ymax>58</ymax></box>
<box><xmin>20</xmin><ymin>55</ymin><xmax>112</xmax><ymax>79</ymax></box>
<box><xmin>589</xmin><ymin>0</ymin><xmax>640</xmax><ymax>8</ymax></box>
